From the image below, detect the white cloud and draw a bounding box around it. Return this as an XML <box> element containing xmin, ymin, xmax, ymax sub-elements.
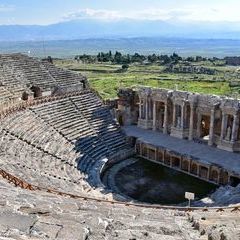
<box><xmin>0</xmin><ymin>4</ymin><xmax>15</xmax><ymax>12</ymax></box>
<box><xmin>63</xmin><ymin>8</ymin><xmax>180</xmax><ymax>21</ymax></box>
<box><xmin>62</xmin><ymin>6</ymin><xmax>240</xmax><ymax>22</ymax></box>
<box><xmin>63</xmin><ymin>9</ymin><xmax>122</xmax><ymax>21</ymax></box>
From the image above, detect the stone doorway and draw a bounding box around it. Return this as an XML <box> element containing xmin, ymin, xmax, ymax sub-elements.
<box><xmin>22</xmin><ymin>91</ymin><xmax>29</xmax><ymax>101</ymax></box>
<box><xmin>199</xmin><ymin>166</ymin><xmax>208</xmax><ymax>179</ymax></box>
<box><xmin>225</xmin><ymin>115</ymin><xmax>234</xmax><ymax>141</ymax></box>
<box><xmin>172</xmin><ymin>157</ymin><xmax>180</xmax><ymax>168</ymax></box>
<box><xmin>30</xmin><ymin>86</ymin><xmax>42</xmax><ymax>98</ymax></box>
<box><xmin>200</xmin><ymin>115</ymin><xmax>210</xmax><ymax>142</ymax></box>
<box><xmin>156</xmin><ymin>102</ymin><xmax>165</xmax><ymax>131</ymax></box>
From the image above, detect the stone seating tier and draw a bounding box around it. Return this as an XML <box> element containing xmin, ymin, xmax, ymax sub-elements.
<box><xmin>0</xmin><ymin>89</ymin><xmax>130</xmax><ymax>190</ymax></box>
<box><xmin>0</xmin><ymin>53</ymin><xmax>86</xmax><ymax>99</ymax></box>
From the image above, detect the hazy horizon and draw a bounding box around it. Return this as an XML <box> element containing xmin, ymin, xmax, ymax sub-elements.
<box><xmin>1</xmin><ymin>1</ymin><xmax>240</xmax><ymax>57</ymax></box>
<box><xmin>1</xmin><ymin>37</ymin><xmax>240</xmax><ymax>59</ymax></box>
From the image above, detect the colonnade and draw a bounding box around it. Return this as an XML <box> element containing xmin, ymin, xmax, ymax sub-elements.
<box><xmin>137</xmin><ymin>88</ymin><xmax>240</xmax><ymax>152</ymax></box>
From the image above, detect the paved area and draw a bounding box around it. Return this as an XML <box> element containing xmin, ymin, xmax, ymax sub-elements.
<box><xmin>123</xmin><ymin>126</ymin><xmax>240</xmax><ymax>175</ymax></box>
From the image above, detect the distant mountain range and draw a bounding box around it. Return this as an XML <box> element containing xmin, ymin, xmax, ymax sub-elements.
<box><xmin>0</xmin><ymin>19</ymin><xmax>240</xmax><ymax>41</ymax></box>
<box><xmin>1</xmin><ymin>37</ymin><xmax>240</xmax><ymax>58</ymax></box>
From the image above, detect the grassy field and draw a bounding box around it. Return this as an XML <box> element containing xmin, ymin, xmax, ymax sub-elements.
<box><xmin>55</xmin><ymin>59</ymin><xmax>240</xmax><ymax>99</ymax></box>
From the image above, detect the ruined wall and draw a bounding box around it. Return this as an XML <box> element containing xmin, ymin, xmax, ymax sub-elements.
<box><xmin>117</xmin><ymin>86</ymin><xmax>240</xmax><ymax>153</ymax></box>
<box><xmin>117</xmin><ymin>88</ymin><xmax>139</xmax><ymax>126</ymax></box>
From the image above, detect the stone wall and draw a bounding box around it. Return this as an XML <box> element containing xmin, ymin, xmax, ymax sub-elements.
<box><xmin>166</xmin><ymin>64</ymin><xmax>217</xmax><ymax>75</ymax></box>
<box><xmin>117</xmin><ymin>88</ymin><xmax>139</xmax><ymax>126</ymax></box>
<box><xmin>135</xmin><ymin>140</ymin><xmax>238</xmax><ymax>186</ymax></box>
<box><xmin>118</xmin><ymin>86</ymin><xmax>240</xmax><ymax>153</ymax></box>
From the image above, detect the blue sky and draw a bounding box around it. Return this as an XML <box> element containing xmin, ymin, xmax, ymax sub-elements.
<box><xmin>0</xmin><ymin>0</ymin><xmax>240</xmax><ymax>25</ymax></box>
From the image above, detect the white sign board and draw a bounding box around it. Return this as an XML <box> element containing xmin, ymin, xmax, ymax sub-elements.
<box><xmin>185</xmin><ymin>192</ymin><xmax>195</xmax><ymax>200</ymax></box>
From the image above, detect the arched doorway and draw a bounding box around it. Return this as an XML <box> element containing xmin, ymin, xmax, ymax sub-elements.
<box><xmin>210</xmin><ymin>170</ymin><xmax>219</xmax><ymax>183</ymax></box>
<box><xmin>172</xmin><ymin>157</ymin><xmax>180</xmax><ymax>168</ymax></box>
<box><xmin>200</xmin><ymin>115</ymin><xmax>210</xmax><ymax>141</ymax></box>
<box><xmin>30</xmin><ymin>86</ymin><xmax>42</xmax><ymax>98</ymax></box>
<box><xmin>22</xmin><ymin>91</ymin><xmax>29</xmax><ymax>101</ymax></box>
<box><xmin>191</xmin><ymin>163</ymin><xmax>198</xmax><ymax>175</ymax></box>
<box><xmin>181</xmin><ymin>160</ymin><xmax>189</xmax><ymax>172</ymax></box>
<box><xmin>199</xmin><ymin>166</ymin><xmax>208</xmax><ymax>179</ymax></box>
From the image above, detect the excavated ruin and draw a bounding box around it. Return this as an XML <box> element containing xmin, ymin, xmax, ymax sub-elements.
<box><xmin>0</xmin><ymin>54</ymin><xmax>239</xmax><ymax>240</ymax></box>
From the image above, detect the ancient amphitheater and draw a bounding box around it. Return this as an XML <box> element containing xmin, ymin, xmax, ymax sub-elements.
<box><xmin>0</xmin><ymin>53</ymin><xmax>239</xmax><ymax>240</ymax></box>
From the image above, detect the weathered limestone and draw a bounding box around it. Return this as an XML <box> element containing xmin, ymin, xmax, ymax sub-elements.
<box><xmin>135</xmin><ymin>140</ymin><xmax>225</xmax><ymax>185</ymax></box>
<box><xmin>218</xmin><ymin>99</ymin><xmax>240</xmax><ymax>152</ymax></box>
<box><xmin>232</xmin><ymin>114</ymin><xmax>239</xmax><ymax>142</ymax></box>
<box><xmin>0</xmin><ymin>179</ymin><xmax>215</xmax><ymax>240</ymax></box>
<box><xmin>0</xmin><ymin>53</ymin><xmax>87</xmax><ymax>105</ymax></box>
<box><xmin>167</xmin><ymin>64</ymin><xmax>217</xmax><ymax>75</ymax></box>
<box><xmin>189</xmin><ymin>208</ymin><xmax>240</xmax><ymax>240</ymax></box>
<box><xmin>0</xmin><ymin>89</ymin><xmax>131</xmax><ymax>192</ymax></box>
<box><xmin>152</xmin><ymin>100</ymin><xmax>156</xmax><ymax>130</ymax></box>
<box><xmin>121</xmin><ymin>87</ymin><xmax>240</xmax><ymax>152</ymax></box>
<box><xmin>170</xmin><ymin>91</ymin><xmax>189</xmax><ymax>139</ymax></box>
<box><xmin>137</xmin><ymin>87</ymin><xmax>153</xmax><ymax>129</ymax></box>
<box><xmin>124</xmin><ymin>125</ymin><xmax>240</xmax><ymax>186</ymax></box>
<box><xmin>163</xmin><ymin>101</ymin><xmax>168</xmax><ymax>134</ymax></box>
<box><xmin>208</xmin><ymin>109</ymin><xmax>215</xmax><ymax>146</ymax></box>
<box><xmin>188</xmin><ymin>104</ymin><xmax>195</xmax><ymax>140</ymax></box>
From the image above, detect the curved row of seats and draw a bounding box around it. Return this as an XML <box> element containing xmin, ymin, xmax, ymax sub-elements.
<box><xmin>0</xmin><ymin>130</ymin><xmax>87</xmax><ymax>195</ymax></box>
<box><xmin>0</xmin><ymin>89</ymin><xmax>129</xmax><ymax>194</ymax></box>
<box><xmin>69</xmin><ymin>92</ymin><xmax>127</xmax><ymax>152</ymax></box>
<box><xmin>0</xmin><ymin>54</ymin><xmax>86</xmax><ymax>100</ymax></box>
<box><xmin>0</xmin><ymin>178</ymin><xmax>204</xmax><ymax>240</ymax></box>
<box><xmin>42</xmin><ymin>61</ymin><xmax>86</xmax><ymax>88</ymax></box>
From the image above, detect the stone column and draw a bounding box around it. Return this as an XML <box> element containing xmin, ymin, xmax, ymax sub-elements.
<box><xmin>149</xmin><ymin>99</ymin><xmax>153</xmax><ymax>120</ymax></box>
<box><xmin>231</xmin><ymin>113</ymin><xmax>239</xmax><ymax>142</ymax></box>
<box><xmin>162</xmin><ymin>150</ymin><xmax>165</xmax><ymax>162</ymax></box>
<box><xmin>145</xmin><ymin>98</ymin><xmax>148</xmax><ymax>121</ymax></box>
<box><xmin>220</xmin><ymin>112</ymin><xmax>227</xmax><ymax>141</ymax></box>
<box><xmin>189</xmin><ymin>104</ymin><xmax>194</xmax><ymax>140</ymax></box>
<box><xmin>163</xmin><ymin>101</ymin><xmax>168</xmax><ymax>134</ymax></box>
<box><xmin>181</xmin><ymin>102</ymin><xmax>185</xmax><ymax>129</ymax></box>
<box><xmin>153</xmin><ymin>100</ymin><xmax>156</xmax><ymax>131</ymax></box>
<box><xmin>196</xmin><ymin>112</ymin><xmax>202</xmax><ymax>138</ymax></box>
<box><xmin>139</xmin><ymin>99</ymin><xmax>142</xmax><ymax>119</ymax></box>
<box><xmin>188</xmin><ymin>160</ymin><xmax>191</xmax><ymax>173</ymax></box>
<box><xmin>172</xmin><ymin>104</ymin><xmax>176</xmax><ymax>127</ymax></box>
<box><xmin>197</xmin><ymin>164</ymin><xmax>200</xmax><ymax>176</ymax></box>
<box><xmin>179</xmin><ymin>157</ymin><xmax>182</xmax><ymax>169</ymax></box>
<box><xmin>140</xmin><ymin>143</ymin><xmax>143</xmax><ymax>156</ymax></box>
<box><xmin>208</xmin><ymin>109</ymin><xmax>215</xmax><ymax>146</ymax></box>
<box><xmin>142</xmin><ymin>99</ymin><xmax>145</xmax><ymax>120</ymax></box>
<box><xmin>206</xmin><ymin>167</ymin><xmax>210</xmax><ymax>180</ymax></box>
<box><xmin>217</xmin><ymin>171</ymin><xmax>221</xmax><ymax>184</ymax></box>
